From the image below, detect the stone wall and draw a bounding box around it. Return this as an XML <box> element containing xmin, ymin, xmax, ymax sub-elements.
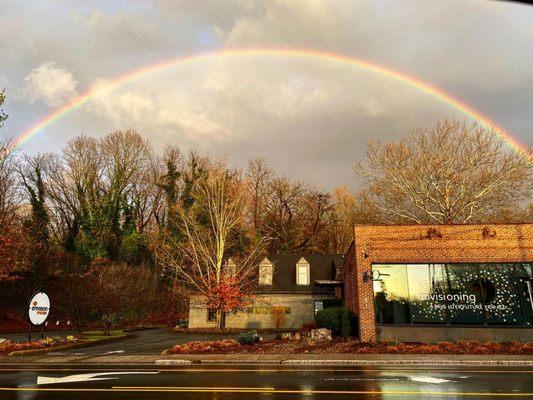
<box><xmin>188</xmin><ymin>294</ymin><xmax>333</xmax><ymax>329</ymax></box>
<box><xmin>342</xmin><ymin>224</ymin><xmax>533</xmax><ymax>342</ymax></box>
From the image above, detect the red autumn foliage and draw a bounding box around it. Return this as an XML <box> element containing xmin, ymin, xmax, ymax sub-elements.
<box><xmin>205</xmin><ymin>275</ymin><xmax>252</xmax><ymax>314</ymax></box>
<box><xmin>166</xmin><ymin>338</ymin><xmax>533</xmax><ymax>355</ymax></box>
<box><xmin>0</xmin><ymin>313</ymin><xmax>28</xmax><ymax>333</ymax></box>
<box><xmin>0</xmin><ymin>223</ymin><xmax>30</xmax><ymax>282</ymax></box>
<box><xmin>299</xmin><ymin>323</ymin><xmax>318</xmax><ymax>335</ymax></box>
<box><xmin>0</xmin><ymin>342</ymin><xmax>44</xmax><ymax>356</ymax></box>
<box><xmin>167</xmin><ymin>339</ymin><xmax>241</xmax><ymax>354</ymax></box>
<box><xmin>339</xmin><ymin>340</ymin><xmax>533</xmax><ymax>355</ymax></box>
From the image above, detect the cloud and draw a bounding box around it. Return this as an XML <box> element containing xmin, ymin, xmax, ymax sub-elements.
<box><xmin>24</xmin><ymin>62</ymin><xmax>78</xmax><ymax>107</ymax></box>
<box><xmin>2</xmin><ymin>0</ymin><xmax>531</xmax><ymax>189</ymax></box>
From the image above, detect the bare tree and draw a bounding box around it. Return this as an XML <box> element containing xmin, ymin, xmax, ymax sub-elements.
<box><xmin>159</xmin><ymin>163</ymin><xmax>265</xmax><ymax>329</ymax></box>
<box><xmin>246</xmin><ymin>157</ymin><xmax>271</xmax><ymax>233</ymax></box>
<box><xmin>0</xmin><ymin>139</ymin><xmax>30</xmax><ymax>284</ymax></box>
<box><xmin>0</xmin><ymin>89</ymin><xmax>7</xmax><ymax>128</ymax></box>
<box><xmin>258</xmin><ymin>175</ymin><xmax>333</xmax><ymax>253</ymax></box>
<box><xmin>0</xmin><ymin>138</ymin><xmax>20</xmax><ymax>226</ymax></box>
<box><xmin>356</xmin><ymin>119</ymin><xmax>532</xmax><ymax>224</ymax></box>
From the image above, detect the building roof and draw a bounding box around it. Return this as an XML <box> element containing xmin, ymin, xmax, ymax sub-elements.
<box><xmin>255</xmin><ymin>253</ymin><xmax>344</xmax><ymax>295</ymax></box>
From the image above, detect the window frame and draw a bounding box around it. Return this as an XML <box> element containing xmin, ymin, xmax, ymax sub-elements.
<box><xmin>258</xmin><ymin>259</ymin><xmax>273</xmax><ymax>286</ymax></box>
<box><xmin>296</xmin><ymin>258</ymin><xmax>310</xmax><ymax>286</ymax></box>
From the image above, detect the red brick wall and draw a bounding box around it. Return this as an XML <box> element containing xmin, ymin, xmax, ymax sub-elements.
<box><xmin>340</xmin><ymin>241</ymin><xmax>357</xmax><ymax>312</ymax></box>
<box><xmin>341</xmin><ymin>224</ymin><xmax>533</xmax><ymax>342</ymax></box>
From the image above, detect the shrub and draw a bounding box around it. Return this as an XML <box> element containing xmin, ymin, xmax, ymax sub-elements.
<box><xmin>40</xmin><ymin>337</ymin><xmax>54</xmax><ymax>347</ymax></box>
<box><xmin>315</xmin><ymin>307</ymin><xmax>355</xmax><ymax>337</ymax></box>
<box><xmin>238</xmin><ymin>330</ymin><xmax>260</xmax><ymax>345</ymax></box>
<box><xmin>315</xmin><ymin>307</ymin><xmax>342</xmax><ymax>333</ymax></box>
<box><xmin>340</xmin><ymin>308</ymin><xmax>351</xmax><ymax>338</ymax></box>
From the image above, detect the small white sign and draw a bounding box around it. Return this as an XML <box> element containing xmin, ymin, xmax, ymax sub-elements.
<box><xmin>28</xmin><ymin>292</ymin><xmax>51</xmax><ymax>326</ymax></box>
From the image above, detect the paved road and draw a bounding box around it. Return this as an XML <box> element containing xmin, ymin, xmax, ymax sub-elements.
<box><xmin>3</xmin><ymin>328</ymin><xmax>277</xmax><ymax>359</ymax></box>
<box><xmin>0</xmin><ymin>364</ymin><xmax>531</xmax><ymax>399</ymax></box>
<box><xmin>60</xmin><ymin>328</ymin><xmax>275</xmax><ymax>357</ymax></box>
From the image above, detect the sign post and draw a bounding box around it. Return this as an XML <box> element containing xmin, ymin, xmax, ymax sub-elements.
<box><xmin>27</xmin><ymin>291</ymin><xmax>51</xmax><ymax>342</ymax></box>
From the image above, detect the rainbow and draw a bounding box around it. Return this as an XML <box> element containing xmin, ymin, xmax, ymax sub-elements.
<box><xmin>15</xmin><ymin>47</ymin><xmax>531</xmax><ymax>159</ymax></box>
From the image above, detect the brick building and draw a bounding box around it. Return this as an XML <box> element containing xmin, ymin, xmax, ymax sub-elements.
<box><xmin>340</xmin><ymin>224</ymin><xmax>533</xmax><ymax>343</ymax></box>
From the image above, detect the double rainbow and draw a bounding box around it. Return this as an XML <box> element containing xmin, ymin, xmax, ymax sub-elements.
<box><xmin>15</xmin><ymin>47</ymin><xmax>531</xmax><ymax>160</ymax></box>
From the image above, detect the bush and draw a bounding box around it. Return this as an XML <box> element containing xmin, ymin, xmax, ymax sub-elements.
<box><xmin>315</xmin><ymin>307</ymin><xmax>342</xmax><ymax>333</ymax></box>
<box><xmin>340</xmin><ymin>309</ymin><xmax>351</xmax><ymax>338</ymax></box>
<box><xmin>40</xmin><ymin>337</ymin><xmax>54</xmax><ymax>347</ymax></box>
<box><xmin>238</xmin><ymin>330</ymin><xmax>260</xmax><ymax>345</ymax></box>
<box><xmin>315</xmin><ymin>307</ymin><xmax>356</xmax><ymax>337</ymax></box>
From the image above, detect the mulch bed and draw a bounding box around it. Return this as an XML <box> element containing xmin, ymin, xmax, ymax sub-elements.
<box><xmin>167</xmin><ymin>338</ymin><xmax>533</xmax><ymax>355</ymax></box>
<box><xmin>0</xmin><ymin>342</ymin><xmax>45</xmax><ymax>356</ymax></box>
<box><xmin>173</xmin><ymin>328</ymin><xmax>291</xmax><ymax>334</ymax></box>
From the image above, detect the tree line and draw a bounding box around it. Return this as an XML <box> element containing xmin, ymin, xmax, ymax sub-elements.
<box><xmin>0</xmin><ymin>90</ymin><xmax>531</xmax><ymax>330</ymax></box>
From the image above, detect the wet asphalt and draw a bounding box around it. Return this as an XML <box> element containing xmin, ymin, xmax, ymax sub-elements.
<box><xmin>0</xmin><ymin>363</ymin><xmax>531</xmax><ymax>399</ymax></box>
<box><xmin>4</xmin><ymin>328</ymin><xmax>277</xmax><ymax>357</ymax></box>
<box><xmin>1</xmin><ymin>329</ymin><xmax>532</xmax><ymax>398</ymax></box>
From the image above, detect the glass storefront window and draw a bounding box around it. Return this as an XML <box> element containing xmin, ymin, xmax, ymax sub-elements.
<box><xmin>445</xmin><ymin>264</ymin><xmax>485</xmax><ymax>324</ymax></box>
<box><xmin>407</xmin><ymin>264</ymin><xmax>448</xmax><ymax>324</ymax></box>
<box><xmin>478</xmin><ymin>264</ymin><xmax>523</xmax><ymax>325</ymax></box>
<box><xmin>373</xmin><ymin>265</ymin><xmax>410</xmax><ymax>324</ymax></box>
<box><xmin>372</xmin><ymin>263</ymin><xmax>533</xmax><ymax>326</ymax></box>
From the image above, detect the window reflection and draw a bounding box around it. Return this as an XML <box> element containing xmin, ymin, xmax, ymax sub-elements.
<box><xmin>372</xmin><ymin>263</ymin><xmax>533</xmax><ymax>326</ymax></box>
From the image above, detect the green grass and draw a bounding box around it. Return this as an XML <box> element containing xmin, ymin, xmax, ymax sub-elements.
<box><xmin>81</xmin><ymin>330</ymin><xmax>128</xmax><ymax>341</ymax></box>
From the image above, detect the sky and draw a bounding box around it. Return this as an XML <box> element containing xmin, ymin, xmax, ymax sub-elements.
<box><xmin>0</xmin><ymin>0</ymin><xmax>531</xmax><ymax>190</ymax></box>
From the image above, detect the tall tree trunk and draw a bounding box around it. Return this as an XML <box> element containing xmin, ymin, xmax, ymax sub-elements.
<box><xmin>216</xmin><ymin>310</ymin><xmax>226</xmax><ymax>330</ymax></box>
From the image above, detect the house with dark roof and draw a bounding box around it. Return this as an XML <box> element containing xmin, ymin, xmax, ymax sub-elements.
<box><xmin>188</xmin><ymin>254</ymin><xmax>344</xmax><ymax>329</ymax></box>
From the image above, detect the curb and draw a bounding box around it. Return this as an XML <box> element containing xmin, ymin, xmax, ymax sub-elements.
<box><xmin>192</xmin><ymin>359</ymin><xmax>284</xmax><ymax>364</ymax></box>
<box><xmin>154</xmin><ymin>359</ymin><xmax>193</xmax><ymax>365</ymax></box>
<box><xmin>152</xmin><ymin>358</ymin><xmax>533</xmax><ymax>366</ymax></box>
<box><xmin>280</xmin><ymin>359</ymin><xmax>533</xmax><ymax>366</ymax></box>
<box><xmin>7</xmin><ymin>333</ymin><xmax>134</xmax><ymax>357</ymax></box>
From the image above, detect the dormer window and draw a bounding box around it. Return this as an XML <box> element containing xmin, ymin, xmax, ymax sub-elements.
<box><xmin>259</xmin><ymin>258</ymin><xmax>273</xmax><ymax>286</ymax></box>
<box><xmin>296</xmin><ymin>257</ymin><xmax>310</xmax><ymax>285</ymax></box>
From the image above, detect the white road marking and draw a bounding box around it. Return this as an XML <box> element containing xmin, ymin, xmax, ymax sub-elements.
<box><xmin>103</xmin><ymin>350</ymin><xmax>125</xmax><ymax>355</ymax></box>
<box><xmin>37</xmin><ymin>371</ymin><xmax>158</xmax><ymax>385</ymax></box>
<box><xmin>324</xmin><ymin>378</ymin><xmax>401</xmax><ymax>381</ymax></box>
<box><xmin>409</xmin><ymin>376</ymin><xmax>453</xmax><ymax>384</ymax></box>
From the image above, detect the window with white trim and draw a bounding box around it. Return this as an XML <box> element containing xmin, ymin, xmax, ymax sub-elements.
<box><xmin>259</xmin><ymin>258</ymin><xmax>273</xmax><ymax>286</ymax></box>
<box><xmin>296</xmin><ymin>257</ymin><xmax>310</xmax><ymax>285</ymax></box>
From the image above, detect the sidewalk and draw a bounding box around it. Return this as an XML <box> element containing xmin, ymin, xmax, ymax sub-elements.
<box><xmin>2</xmin><ymin>353</ymin><xmax>532</xmax><ymax>366</ymax></box>
<box><xmin>155</xmin><ymin>353</ymin><xmax>533</xmax><ymax>366</ymax></box>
